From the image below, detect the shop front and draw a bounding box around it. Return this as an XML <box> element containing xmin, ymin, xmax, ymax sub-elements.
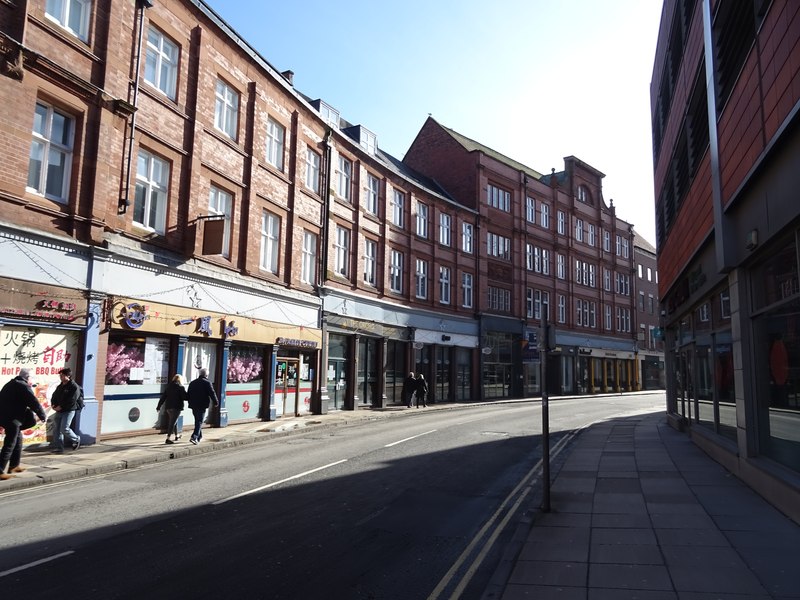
<box><xmin>323</xmin><ymin>315</ymin><xmax>411</xmax><ymax>411</ymax></box>
<box><xmin>412</xmin><ymin>330</ymin><xmax>478</xmax><ymax>404</ymax></box>
<box><xmin>551</xmin><ymin>330</ymin><xmax>638</xmax><ymax>395</ymax></box>
<box><xmin>481</xmin><ymin>316</ymin><xmax>523</xmax><ymax>400</ymax></box>
<box><xmin>0</xmin><ymin>279</ymin><xmax>88</xmax><ymax>446</ymax></box>
<box><xmin>102</xmin><ymin>298</ymin><xmax>320</xmax><ymax>436</ymax></box>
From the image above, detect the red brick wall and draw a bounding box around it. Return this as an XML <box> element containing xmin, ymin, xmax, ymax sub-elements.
<box><xmin>404</xmin><ymin>117</ymin><xmax>479</xmax><ymax>209</ymax></box>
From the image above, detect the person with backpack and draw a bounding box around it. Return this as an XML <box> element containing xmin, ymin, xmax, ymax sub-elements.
<box><xmin>50</xmin><ymin>367</ymin><xmax>83</xmax><ymax>453</ymax></box>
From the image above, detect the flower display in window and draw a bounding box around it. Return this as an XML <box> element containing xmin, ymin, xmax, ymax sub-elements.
<box><xmin>105</xmin><ymin>342</ymin><xmax>145</xmax><ymax>385</ymax></box>
<box><xmin>227</xmin><ymin>348</ymin><xmax>263</xmax><ymax>383</ymax></box>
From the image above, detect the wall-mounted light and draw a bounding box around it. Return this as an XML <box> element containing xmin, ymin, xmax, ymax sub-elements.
<box><xmin>745</xmin><ymin>229</ymin><xmax>758</xmax><ymax>251</ymax></box>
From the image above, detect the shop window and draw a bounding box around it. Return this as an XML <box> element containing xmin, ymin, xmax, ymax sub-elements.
<box><xmin>752</xmin><ymin>237</ymin><xmax>799</xmax><ymax>310</ymax></box>
<box><xmin>385</xmin><ymin>340</ymin><xmax>408</xmax><ymax>405</ymax></box>
<box><xmin>754</xmin><ymin>297</ymin><xmax>800</xmax><ymax>471</ymax></box>
<box><xmin>226</xmin><ymin>345</ymin><xmax>263</xmax><ymax>421</ymax></box>
<box><xmin>227</xmin><ymin>346</ymin><xmax>263</xmax><ymax>383</ymax></box>
<box><xmin>715</xmin><ymin>330</ymin><xmax>736</xmax><ymax>439</ymax></box>
<box><xmin>102</xmin><ymin>334</ymin><xmax>171</xmax><ymax>435</ymax></box>
<box><xmin>105</xmin><ymin>335</ymin><xmax>169</xmax><ymax>386</ymax></box>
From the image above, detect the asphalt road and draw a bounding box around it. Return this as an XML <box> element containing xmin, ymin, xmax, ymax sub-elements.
<box><xmin>0</xmin><ymin>393</ymin><xmax>664</xmax><ymax>599</ymax></box>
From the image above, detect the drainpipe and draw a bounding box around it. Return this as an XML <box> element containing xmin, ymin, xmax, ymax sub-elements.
<box><xmin>319</xmin><ymin>128</ymin><xmax>333</xmax><ymax>286</ymax></box>
<box><xmin>317</xmin><ymin>128</ymin><xmax>333</xmax><ymax>414</ymax></box>
<box><xmin>119</xmin><ymin>0</ymin><xmax>152</xmax><ymax>213</ymax></box>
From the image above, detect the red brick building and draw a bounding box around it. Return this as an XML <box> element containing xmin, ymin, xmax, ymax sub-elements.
<box><xmin>652</xmin><ymin>0</ymin><xmax>800</xmax><ymax>520</ymax></box>
<box><xmin>405</xmin><ymin>118</ymin><xmax>639</xmax><ymax>396</ymax></box>
<box><xmin>0</xmin><ymin>0</ymin><xmax>649</xmax><ymax>446</ymax></box>
<box><xmin>0</xmin><ymin>0</ymin><xmax>482</xmax><ymax>442</ymax></box>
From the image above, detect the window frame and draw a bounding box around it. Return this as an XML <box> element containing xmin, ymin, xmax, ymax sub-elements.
<box><xmin>391</xmin><ymin>190</ymin><xmax>406</xmax><ymax>228</ymax></box>
<box><xmin>364</xmin><ymin>173</ymin><xmax>379</xmax><ymax>215</ymax></box>
<box><xmin>144</xmin><ymin>25</ymin><xmax>179</xmax><ymax>100</ymax></box>
<box><xmin>45</xmin><ymin>0</ymin><xmax>91</xmax><ymax>42</ymax></box>
<box><xmin>487</xmin><ymin>183</ymin><xmax>511</xmax><ymax>212</ymax></box>
<box><xmin>259</xmin><ymin>209</ymin><xmax>281</xmax><ymax>274</ymax></box>
<box><xmin>416</xmin><ymin>203</ymin><xmax>429</xmax><ymax>238</ymax></box>
<box><xmin>214</xmin><ymin>79</ymin><xmax>239</xmax><ymax>140</ymax></box>
<box><xmin>415</xmin><ymin>259</ymin><xmax>428</xmax><ymax>299</ymax></box>
<box><xmin>462</xmin><ymin>222</ymin><xmax>474</xmax><ymax>254</ymax></box>
<box><xmin>301</xmin><ymin>230</ymin><xmax>317</xmax><ymax>285</ymax></box>
<box><xmin>305</xmin><ymin>148</ymin><xmax>320</xmax><ymax>194</ymax></box>
<box><xmin>208</xmin><ymin>184</ymin><xmax>233</xmax><ymax>258</ymax></box>
<box><xmin>526</xmin><ymin>196</ymin><xmax>536</xmax><ymax>223</ymax></box>
<box><xmin>439</xmin><ymin>213</ymin><xmax>452</xmax><ymax>246</ymax></box>
<box><xmin>439</xmin><ymin>266</ymin><xmax>451</xmax><ymax>304</ymax></box>
<box><xmin>557</xmin><ymin>254</ymin><xmax>566</xmax><ymax>279</ymax></box>
<box><xmin>462</xmin><ymin>272</ymin><xmax>474</xmax><ymax>308</ymax></box>
<box><xmin>133</xmin><ymin>147</ymin><xmax>169</xmax><ymax>234</ymax></box>
<box><xmin>334</xmin><ymin>226</ymin><xmax>350</xmax><ymax>278</ymax></box>
<box><xmin>363</xmin><ymin>238</ymin><xmax>377</xmax><ymax>286</ymax></box>
<box><xmin>540</xmin><ymin>203</ymin><xmax>550</xmax><ymax>229</ymax></box>
<box><xmin>389</xmin><ymin>249</ymin><xmax>403</xmax><ymax>293</ymax></box>
<box><xmin>265</xmin><ymin>117</ymin><xmax>285</xmax><ymax>171</ymax></box>
<box><xmin>27</xmin><ymin>101</ymin><xmax>75</xmax><ymax>204</ymax></box>
<box><xmin>337</xmin><ymin>156</ymin><xmax>352</xmax><ymax>201</ymax></box>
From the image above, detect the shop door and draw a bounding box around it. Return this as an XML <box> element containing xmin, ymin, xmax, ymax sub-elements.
<box><xmin>274</xmin><ymin>359</ymin><xmax>299</xmax><ymax>417</ymax></box>
<box><xmin>182</xmin><ymin>341</ymin><xmax>217</xmax><ymax>385</ymax></box>
<box><xmin>327</xmin><ymin>359</ymin><xmax>346</xmax><ymax>410</ymax></box>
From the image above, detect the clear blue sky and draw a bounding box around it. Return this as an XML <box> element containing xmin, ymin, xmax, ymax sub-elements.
<box><xmin>203</xmin><ymin>0</ymin><xmax>664</xmax><ymax>245</ymax></box>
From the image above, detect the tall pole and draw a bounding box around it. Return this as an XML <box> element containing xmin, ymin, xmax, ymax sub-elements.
<box><xmin>541</xmin><ymin>312</ymin><xmax>551</xmax><ymax>512</ymax></box>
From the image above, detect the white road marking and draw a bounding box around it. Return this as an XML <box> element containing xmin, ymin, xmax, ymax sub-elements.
<box><xmin>0</xmin><ymin>551</ymin><xmax>74</xmax><ymax>578</ymax></box>
<box><xmin>384</xmin><ymin>429</ymin><xmax>438</xmax><ymax>448</ymax></box>
<box><xmin>212</xmin><ymin>459</ymin><xmax>348</xmax><ymax>505</ymax></box>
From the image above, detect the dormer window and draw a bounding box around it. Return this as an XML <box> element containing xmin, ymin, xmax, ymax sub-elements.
<box><xmin>577</xmin><ymin>184</ymin><xmax>590</xmax><ymax>204</ymax></box>
<box><xmin>359</xmin><ymin>127</ymin><xmax>377</xmax><ymax>155</ymax></box>
<box><xmin>318</xmin><ymin>101</ymin><xmax>339</xmax><ymax>128</ymax></box>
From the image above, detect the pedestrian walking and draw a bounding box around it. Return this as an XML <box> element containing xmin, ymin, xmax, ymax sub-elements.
<box><xmin>50</xmin><ymin>367</ymin><xmax>83</xmax><ymax>453</ymax></box>
<box><xmin>187</xmin><ymin>368</ymin><xmax>218</xmax><ymax>445</ymax></box>
<box><xmin>403</xmin><ymin>372</ymin><xmax>416</xmax><ymax>408</ymax></box>
<box><xmin>0</xmin><ymin>369</ymin><xmax>47</xmax><ymax>480</ymax></box>
<box><xmin>415</xmin><ymin>373</ymin><xmax>428</xmax><ymax>408</ymax></box>
<box><xmin>156</xmin><ymin>374</ymin><xmax>187</xmax><ymax>444</ymax></box>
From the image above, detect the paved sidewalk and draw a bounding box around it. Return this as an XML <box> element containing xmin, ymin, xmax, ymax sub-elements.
<box><xmin>485</xmin><ymin>412</ymin><xmax>800</xmax><ymax>600</ymax></box>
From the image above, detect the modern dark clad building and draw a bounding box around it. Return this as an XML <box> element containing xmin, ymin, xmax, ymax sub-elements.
<box><xmin>652</xmin><ymin>0</ymin><xmax>800</xmax><ymax>522</ymax></box>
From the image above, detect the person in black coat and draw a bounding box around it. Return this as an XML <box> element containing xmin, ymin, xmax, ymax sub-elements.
<box><xmin>402</xmin><ymin>372</ymin><xmax>416</xmax><ymax>408</ymax></box>
<box><xmin>50</xmin><ymin>367</ymin><xmax>83</xmax><ymax>453</ymax></box>
<box><xmin>157</xmin><ymin>374</ymin><xmax>188</xmax><ymax>444</ymax></box>
<box><xmin>187</xmin><ymin>368</ymin><xmax>218</xmax><ymax>445</ymax></box>
<box><xmin>0</xmin><ymin>369</ymin><xmax>47</xmax><ymax>480</ymax></box>
<box><xmin>415</xmin><ymin>373</ymin><xmax>428</xmax><ymax>408</ymax></box>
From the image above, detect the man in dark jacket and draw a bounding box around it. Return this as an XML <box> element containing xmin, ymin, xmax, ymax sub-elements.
<box><xmin>0</xmin><ymin>369</ymin><xmax>47</xmax><ymax>480</ymax></box>
<box><xmin>187</xmin><ymin>368</ymin><xmax>218</xmax><ymax>445</ymax></box>
<box><xmin>50</xmin><ymin>367</ymin><xmax>83</xmax><ymax>453</ymax></box>
<box><xmin>402</xmin><ymin>372</ymin><xmax>416</xmax><ymax>408</ymax></box>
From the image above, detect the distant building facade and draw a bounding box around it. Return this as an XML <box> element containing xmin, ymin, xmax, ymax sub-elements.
<box><xmin>633</xmin><ymin>233</ymin><xmax>665</xmax><ymax>390</ymax></box>
<box><xmin>652</xmin><ymin>0</ymin><xmax>800</xmax><ymax>521</ymax></box>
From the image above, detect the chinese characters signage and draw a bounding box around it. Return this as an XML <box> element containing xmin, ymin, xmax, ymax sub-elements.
<box><xmin>0</xmin><ymin>326</ymin><xmax>79</xmax><ymax>445</ymax></box>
